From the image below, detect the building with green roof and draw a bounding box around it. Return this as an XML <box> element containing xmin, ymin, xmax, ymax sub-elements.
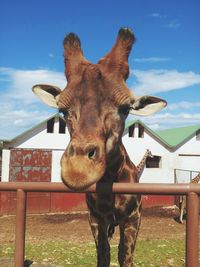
<box><xmin>123</xmin><ymin>119</ymin><xmax>200</xmax><ymax>183</ymax></box>
<box><xmin>0</xmin><ymin>114</ymin><xmax>200</xmax><ymax>213</ymax></box>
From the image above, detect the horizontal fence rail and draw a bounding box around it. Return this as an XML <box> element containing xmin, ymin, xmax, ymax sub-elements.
<box><xmin>0</xmin><ymin>182</ymin><xmax>199</xmax><ymax>267</ymax></box>
<box><xmin>1</xmin><ymin>181</ymin><xmax>200</xmax><ymax>194</ymax></box>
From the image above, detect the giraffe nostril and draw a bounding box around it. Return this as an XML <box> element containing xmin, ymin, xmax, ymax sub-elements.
<box><xmin>68</xmin><ymin>145</ymin><xmax>74</xmax><ymax>157</ymax></box>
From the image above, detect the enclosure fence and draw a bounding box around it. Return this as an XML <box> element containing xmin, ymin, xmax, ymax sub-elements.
<box><xmin>0</xmin><ymin>182</ymin><xmax>199</xmax><ymax>267</ymax></box>
<box><xmin>174</xmin><ymin>168</ymin><xmax>200</xmax><ymax>183</ymax></box>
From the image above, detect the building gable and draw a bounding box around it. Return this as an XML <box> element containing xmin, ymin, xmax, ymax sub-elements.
<box><xmin>2</xmin><ymin>114</ymin><xmax>70</xmax><ymax>150</ymax></box>
<box><xmin>124</xmin><ymin>120</ymin><xmax>200</xmax><ymax>150</ymax></box>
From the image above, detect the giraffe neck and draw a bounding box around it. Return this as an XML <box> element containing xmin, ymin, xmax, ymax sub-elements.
<box><xmin>100</xmin><ymin>143</ymin><xmax>126</xmax><ymax>183</ymax></box>
<box><xmin>92</xmin><ymin>142</ymin><xmax>137</xmax><ymax>215</ymax></box>
<box><xmin>191</xmin><ymin>172</ymin><xmax>200</xmax><ymax>184</ymax></box>
<box><xmin>137</xmin><ymin>150</ymin><xmax>151</xmax><ymax>178</ymax></box>
<box><xmin>100</xmin><ymin>142</ymin><xmax>136</xmax><ymax>184</ymax></box>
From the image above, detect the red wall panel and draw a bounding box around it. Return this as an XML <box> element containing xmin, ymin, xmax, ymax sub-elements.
<box><xmin>4</xmin><ymin>149</ymin><xmax>52</xmax><ymax>213</ymax></box>
<box><xmin>0</xmin><ymin>148</ymin><xmax>182</xmax><ymax>214</ymax></box>
<box><xmin>9</xmin><ymin>149</ymin><xmax>52</xmax><ymax>182</ymax></box>
<box><xmin>50</xmin><ymin>193</ymin><xmax>86</xmax><ymax>212</ymax></box>
<box><xmin>142</xmin><ymin>195</ymin><xmax>175</xmax><ymax>207</ymax></box>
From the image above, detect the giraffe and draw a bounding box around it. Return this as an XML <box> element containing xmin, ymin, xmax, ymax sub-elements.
<box><xmin>137</xmin><ymin>149</ymin><xmax>153</xmax><ymax>178</ymax></box>
<box><xmin>178</xmin><ymin>172</ymin><xmax>200</xmax><ymax>224</ymax></box>
<box><xmin>32</xmin><ymin>28</ymin><xmax>167</xmax><ymax>267</ymax></box>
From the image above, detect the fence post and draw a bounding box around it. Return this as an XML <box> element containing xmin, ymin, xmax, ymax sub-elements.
<box><xmin>14</xmin><ymin>189</ymin><xmax>27</xmax><ymax>267</ymax></box>
<box><xmin>186</xmin><ymin>192</ymin><xmax>199</xmax><ymax>267</ymax></box>
<box><xmin>174</xmin><ymin>169</ymin><xmax>177</xmax><ymax>183</ymax></box>
<box><xmin>190</xmin><ymin>171</ymin><xmax>192</xmax><ymax>182</ymax></box>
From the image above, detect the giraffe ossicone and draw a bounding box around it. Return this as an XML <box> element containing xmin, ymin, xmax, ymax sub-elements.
<box><xmin>32</xmin><ymin>28</ymin><xmax>167</xmax><ymax>267</ymax></box>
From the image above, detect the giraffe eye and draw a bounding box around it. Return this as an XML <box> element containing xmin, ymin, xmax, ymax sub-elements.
<box><xmin>59</xmin><ymin>108</ymin><xmax>69</xmax><ymax>118</ymax></box>
<box><xmin>118</xmin><ymin>105</ymin><xmax>131</xmax><ymax>116</ymax></box>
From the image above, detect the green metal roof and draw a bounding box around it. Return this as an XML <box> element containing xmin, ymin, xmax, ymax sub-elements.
<box><xmin>155</xmin><ymin>124</ymin><xmax>200</xmax><ymax>147</ymax></box>
<box><xmin>125</xmin><ymin>120</ymin><xmax>200</xmax><ymax>148</ymax></box>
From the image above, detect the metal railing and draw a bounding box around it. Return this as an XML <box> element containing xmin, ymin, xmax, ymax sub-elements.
<box><xmin>0</xmin><ymin>182</ymin><xmax>199</xmax><ymax>267</ymax></box>
<box><xmin>174</xmin><ymin>168</ymin><xmax>199</xmax><ymax>183</ymax></box>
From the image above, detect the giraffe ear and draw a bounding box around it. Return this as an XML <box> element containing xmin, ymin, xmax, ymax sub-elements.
<box><xmin>32</xmin><ymin>84</ymin><xmax>61</xmax><ymax>108</ymax></box>
<box><xmin>130</xmin><ymin>96</ymin><xmax>167</xmax><ymax>116</ymax></box>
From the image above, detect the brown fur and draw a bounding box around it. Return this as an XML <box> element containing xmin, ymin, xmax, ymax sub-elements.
<box><xmin>32</xmin><ymin>28</ymin><xmax>166</xmax><ymax>267</ymax></box>
<box><xmin>60</xmin><ymin>29</ymin><xmax>141</xmax><ymax>266</ymax></box>
<box><xmin>137</xmin><ymin>149</ymin><xmax>153</xmax><ymax>179</ymax></box>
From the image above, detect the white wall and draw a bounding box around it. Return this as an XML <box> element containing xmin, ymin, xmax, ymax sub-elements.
<box><xmin>2</xmin><ymin>119</ymin><xmax>200</xmax><ymax>184</ymax></box>
<box><xmin>177</xmin><ymin>156</ymin><xmax>200</xmax><ymax>173</ymax></box>
<box><xmin>173</xmin><ymin>135</ymin><xmax>200</xmax><ymax>182</ymax></box>
<box><xmin>51</xmin><ymin>150</ymin><xmax>64</xmax><ymax>182</ymax></box>
<box><xmin>8</xmin><ymin>117</ymin><xmax>70</xmax><ymax>150</ymax></box>
<box><xmin>176</xmin><ymin>135</ymin><xmax>200</xmax><ymax>171</ymax></box>
<box><xmin>123</xmin><ymin>124</ymin><xmax>174</xmax><ymax>183</ymax></box>
<box><xmin>1</xmin><ymin>149</ymin><xmax>10</xmax><ymax>182</ymax></box>
<box><xmin>177</xmin><ymin>134</ymin><xmax>200</xmax><ymax>155</ymax></box>
<box><xmin>2</xmin><ymin>117</ymin><xmax>70</xmax><ymax>183</ymax></box>
<box><xmin>123</xmin><ymin>125</ymin><xmax>200</xmax><ymax>184</ymax></box>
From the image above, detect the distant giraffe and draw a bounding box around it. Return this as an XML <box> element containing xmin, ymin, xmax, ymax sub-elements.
<box><xmin>137</xmin><ymin>149</ymin><xmax>153</xmax><ymax>178</ymax></box>
<box><xmin>178</xmin><ymin>172</ymin><xmax>200</xmax><ymax>224</ymax></box>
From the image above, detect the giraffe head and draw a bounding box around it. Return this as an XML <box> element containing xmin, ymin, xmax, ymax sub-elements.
<box><xmin>32</xmin><ymin>28</ymin><xmax>167</xmax><ymax>190</ymax></box>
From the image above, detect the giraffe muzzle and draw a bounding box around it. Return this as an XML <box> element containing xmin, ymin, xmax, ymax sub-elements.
<box><xmin>60</xmin><ymin>141</ymin><xmax>106</xmax><ymax>190</ymax></box>
<box><xmin>67</xmin><ymin>143</ymin><xmax>100</xmax><ymax>161</ymax></box>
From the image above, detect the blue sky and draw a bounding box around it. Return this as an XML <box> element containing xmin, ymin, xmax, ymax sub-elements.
<box><xmin>0</xmin><ymin>0</ymin><xmax>200</xmax><ymax>139</ymax></box>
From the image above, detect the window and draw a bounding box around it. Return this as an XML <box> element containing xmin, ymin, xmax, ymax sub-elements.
<box><xmin>129</xmin><ymin>125</ymin><xmax>135</xmax><ymax>137</ymax></box>
<box><xmin>47</xmin><ymin>118</ymin><xmax>54</xmax><ymax>133</ymax></box>
<box><xmin>59</xmin><ymin>118</ymin><xmax>66</xmax><ymax>134</ymax></box>
<box><xmin>146</xmin><ymin>156</ymin><xmax>161</xmax><ymax>168</ymax></box>
<box><xmin>138</xmin><ymin>124</ymin><xmax>144</xmax><ymax>138</ymax></box>
<box><xmin>196</xmin><ymin>130</ymin><xmax>200</xmax><ymax>141</ymax></box>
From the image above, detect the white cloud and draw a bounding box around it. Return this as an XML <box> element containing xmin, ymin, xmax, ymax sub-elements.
<box><xmin>140</xmin><ymin>112</ymin><xmax>200</xmax><ymax>130</ymax></box>
<box><xmin>49</xmin><ymin>53</ymin><xmax>54</xmax><ymax>58</ymax></box>
<box><xmin>131</xmin><ymin>69</ymin><xmax>200</xmax><ymax>95</ymax></box>
<box><xmin>151</xmin><ymin>13</ymin><xmax>161</xmax><ymax>17</ymax></box>
<box><xmin>0</xmin><ymin>67</ymin><xmax>199</xmax><ymax>139</ymax></box>
<box><xmin>0</xmin><ymin>104</ymin><xmax>53</xmax><ymax>139</ymax></box>
<box><xmin>168</xmin><ymin>101</ymin><xmax>200</xmax><ymax>111</ymax></box>
<box><xmin>134</xmin><ymin>57</ymin><xmax>171</xmax><ymax>63</ymax></box>
<box><xmin>0</xmin><ymin>67</ymin><xmax>66</xmax><ymax>103</ymax></box>
<box><xmin>0</xmin><ymin>67</ymin><xmax>66</xmax><ymax>139</ymax></box>
<box><xmin>147</xmin><ymin>123</ymin><xmax>160</xmax><ymax>130</ymax></box>
<box><xmin>164</xmin><ymin>20</ymin><xmax>181</xmax><ymax>29</ymax></box>
<box><xmin>151</xmin><ymin>13</ymin><xmax>163</xmax><ymax>18</ymax></box>
<box><xmin>150</xmin><ymin>13</ymin><xmax>180</xmax><ymax>29</ymax></box>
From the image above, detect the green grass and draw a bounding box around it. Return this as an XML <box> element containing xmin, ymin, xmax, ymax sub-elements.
<box><xmin>0</xmin><ymin>239</ymin><xmax>186</xmax><ymax>266</ymax></box>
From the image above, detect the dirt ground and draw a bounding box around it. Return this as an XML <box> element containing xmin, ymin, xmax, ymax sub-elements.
<box><xmin>0</xmin><ymin>205</ymin><xmax>193</xmax><ymax>245</ymax></box>
<box><xmin>0</xmin><ymin>205</ymin><xmax>199</xmax><ymax>266</ymax></box>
